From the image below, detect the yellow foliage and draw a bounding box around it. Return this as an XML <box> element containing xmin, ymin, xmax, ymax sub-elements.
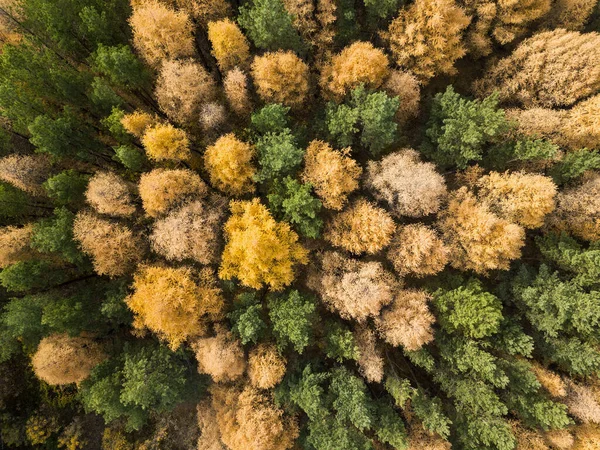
<box><xmin>0</xmin><ymin>224</ymin><xmax>34</xmax><ymax>268</ymax></box>
<box><xmin>197</xmin><ymin>399</ymin><xmax>226</xmax><ymax>450</ymax></box>
<box><xmin>562</xmin><ymin>94</ymin><xmax>600</xmax><ymax>150</ymax></box>
<box><xmin>251</xmin><ymin>51</ymin><xmax>309</xmax><ymax>108</ymax></box>
<box><xmin>219</xmin><ymin>199</ymin><xmax>308</xmax><ymax>290</ymax></box>
<box><xmin>248</xmin><ymin>344</ymin><xmax>287</xmax><ymax>389</ymax></box>
<box><xmin>437</xmin><ymin>187</ymin><xmax>525</xmax><ymax>274</ymax></box>
<box><xmin>127</xmin><ymin>266</ymin><xmax>225</xmax><ymax>349</ymax></box>
<box><xmin>101</xmin><ymin>427</ymin><xmax>133</xmax><ymax>450</ymax></box>
<box><xmin>121</xmin><ymin>110</ymin><xmax>157</xmax><ymax>138</ymax></box>
<box><xmin>208</xmin><ymin>19</ymin><xmax>250</xmax><ymax>72</ymax></box>
<box><xmin>26</xmin><ymin>414</ymin><xmax>59</xmax><ymax>445</ymax></box>
<box><xmin>387</xmin><ymin>224</ymin><xmax>449</xmax><ymax>277</ymax></box>
<box><xmin>574</xmin><ymin>424</ymin><xmax>600</xmax><ymax>450</ymax></box>
<box><xmin>0</xmin><ymin>154</ymin><xmax>51</xmax><ymax>196</ymax></box>
<box><xmin>542</xmin><ymin>0</ymin><xmax>597</xmax><ymax>30</ymax></box>
<box><xmin>31</xmin><ymin>334</ymin><xmax>106</xmax><ymax>385</ymax></box>
<box><xmin>302</xmin><ymin>140</ymin><xmax>362</xmax><ymax>210</ymax></box>
<box><xmin>324</xmin><ymin>198</ymin><xmax>395</xmax><ymax>255</ymax></box>
<box><xmin>385</xmin><ymin>0</ymin><xmax>470</xmax><ymax>81</ymax></box>
<box><xmin>511</xmin><ymin>421</ymin><xmax>550</xmax><ymax>449</ymax></box>
<box><xmin>138</xmin><ymin>168</ymin><xmax>208</xmax><ymax>217</ymax></box>
<box><xmin>543</xmin><ymin>429</ymin><xmax>575</xmax><ymax>450</ymax></box>
<box><xmin>320</xmin><ymin>41</ymin><xmax>390</xmax><ymax>100</ymax></box>
<box><xmin>141</xmin><ymin>123</ymin><xmax>191</xmax><ymax>162</ymax></box>
<box><xmin>204</xmin><ymin>134</ymin><xmax>256</xmax><ymax>195</ymax></box>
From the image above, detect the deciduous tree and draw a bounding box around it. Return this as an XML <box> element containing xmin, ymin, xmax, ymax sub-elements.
<box><xmin>248</xmin><ymin>343</ymin><xmax>286</xmax><ymax>389</ymax></box>
<box><xmin>204</xmin><ymin>134</ymin><xmax>256</xmax><ymax>195</ymax></box>
<box><xmin>208</xmin><ymin>19</ymin><xmax>250</xmax><ymax>72</ymax></box>
<box><xmin>223</xmin><ymin>68</ymin><xmax>252</xmax><ymax>115</ymax></box>
<box><xmin>0</xmin><ymin>154</ymin><xmax>50</xmax><ymax>196</ymax></box>
<box><xmin>85</xmin><ymin>172</ymin><xmax>136</xmax><ymax>217</ymax></box>
<box><xmin>192</xmin><ymin>326</ymin><xmax>246</xmax><ymax>382</ymax></box>
<box><xmin>0</xmin><ymin>224</ymin><xmax>34</xmax><ymax>268</ymax></box>
<box><xmin>141</xmin><ymin>123</ymin><xmax>191</xmax><ymax>162</ymax></box>
<box><xmin>387</xmin><ymin>224</ymin><xmax>449</xmax><ymax>277</ymax></box>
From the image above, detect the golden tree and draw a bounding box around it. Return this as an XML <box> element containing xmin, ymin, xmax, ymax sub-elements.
<box><xmin>474</xmin><ymin>29</ymin><xmax>600</xmax><ymax>108</ymax></box>
<box><xmin>219</xmin><ymin>199</ymin><xmax>308</xmax><ymax>290</ymax></box>
<box><xmin>204</xmin><ymin>134</ymin><xmax>256</xmax><ymax>196</ymax></box>
<box><xmin>85</xmin><ymin>172</ymin><xmax>136</xmax><ymax>217</ymax></box>
<box><xmin>208</xmin><ymin>19</ymin><xmax>250</xmax><ymax>72</ymax></box>
<box><xmin>247</xmin><ymin>343</ymin><xmax>287</xmax><ymax>389</ymax></box>
<box><xmin>302</xmin><ymin>140</ymin><xmax>361</xmax><ymax>211</ymax></box>
<box><xmin>320</xmin><ymin>41</ymin><xmax>390</xmax><ymax>100</ymax></box>
<box><xmin>437</xmin><ymin>187</ymin><xmax>525</xmax><ymax>274</ymax></box>
<box><xmin>561</xmin><ymin>94</ymin><xmax>600</xmax><ymax>150</ymax></box>
<box><xmin>191</xmin><ymin>326</ymin><xmax>246</xmax><ymax>383</ymax></box>
<box><xmin>197</xmin><ymin>399</ymin><xmax>226</xmax><ymax>450</ymax></box>
<box><xmin>31</xmin><ymin>334</ymin><xmax>106</xmax><ymax>385</ymax></box>
<box><xmin>0</xmin><ymin>224</ymin><xmax>34</xmax><ymax>268</ymax></box>
<box><xmin>127</xmin><ymin>266</ymin><xmax>225</xmax><ymax>349</ymax></box>
<box><xmin>73</xmin><ymin>211</ymin><xmax>144</xmax><ymax>277</ymax></box>
<box><xmin>0</xmin><ymin>154</ymin><xmax>50</xmax><ymax>196</ymax></box>
<box><xmin>365</xmin><ymin>149</ymin><xmax>447</xmax><ymax>218</ymax></box>
<box><xmin>121</xmin><ymin>110</ymin><xmax>158</xmax><ymax>138</ymax></box>
<box><xmin>530</xmin><ymin>363</ymin><xmax>567</xmax><ymax>398</ymax></box>
<box><xmin>387</xmin><ymin>224</ymin><xmax>450</xmax><ymax>277</ymax></box>
<box><xmin>476</xmin><ymin>171</ymin><xmax>557</xmax><ymax>229</ymax></box>
<box><xmin>542</xmin><ymin>0</ymin><xmax>597</xmax><ymax>30</ymax></box>
<box><xmin>223</xmin><ymin>68</ymin><xmax>252</xmax><ymax>115</ymax></box>
<box><xmin>384</xmin><ymin>0</ymin><xmax>470</xmax><ymax>81</ymax></box>
<box><xmin>129</xmin><ymin>0</ymin><xmax>195</xmax><ymax>66</ymax></box>
<box><xmin>324</xmin><ymin>198</ymin><xmax>395</xmax><ymax>255</ymax></box>
<box><xmin>141</xmin><ymin>123</ymin><xmax>191</xmax><ymax>162</ymax></box>
<box><xmin>200</xmin><ymin>102</ymin><xmax>227</xmax><ymax>131</ymax></box>
<box><xmin>155</xmin><ymin>59</ymin><xmax>217</xmax><ymax>125</ymax></box>
<box><xmin>174</xmin><ymin>0</ymin><xmax>231</xmax><ymax>24</ymax></box>
<box><xmin>138</xmin><ymin>168</ymin><xmax>208</xmax><ymax>217</ymax></box>
<box><xmin>251</xmin><ymin>51</ymin><xmax>309</xmax><ymax>109</ymax></box>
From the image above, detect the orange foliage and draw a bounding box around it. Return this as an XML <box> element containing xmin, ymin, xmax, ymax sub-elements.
<box><xmin>85</xmin><ymin>172</ymin><xmax>136</xmax><ymax>217</ymax></box>
<box><xmin>530</xmin><ymin>364</ymin><xmax>567</xmax><ymax>398</ymax></box>
<box><xmin>223</xmin><ymin>68</ymin><xmax>252</xmax><ymax>115</ymax></box>
<box><xmin>382</xmin><ymin>70</ymin><xmax>421</xmax><ymax>124</ymax></box>
<box><xmin>248</xmin><ymin>344</ymin><xmax>287</xmax><ymax>389</ymax></box>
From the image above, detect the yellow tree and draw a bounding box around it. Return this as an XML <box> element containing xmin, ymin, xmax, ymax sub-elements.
<box><xmin>204</xmin><ymin>134</ymin><xmax>256</xmax><ymax>195</ymax></box>
<box><xmin>208</xmin><ymin>19</ymin><xmax>251</xmax><ymax>72</ymax></box>
<box><xmin>141</xmin><ymin>123</ymin><xmax>191</xmax><ymax>162</ymax></box>
<box><xmin>219</xmin><ymin>199</ymin><xmax>308</xmax><ymax>290</ymax></box>
<box><xmin>121</xmin><ymin>110</ymin><xmax>157</xmax><ymax>138</ymax></box>
<box><xmin>251</xmin><ymin>51</ymin><xmax>309</xmax><ymax>109</ymax></box>
<box><xmin>127</xmin><ymin>266</ymin><xmax>225</xmax><ymax>349</ymax></box>
<box><xmin>247</xmin><ymin>343</ymin><xmax>287</xmax><ymax>389</ymax></box>
<box><xmin>174</xmin><ymin>0</ymin><xmax>231</xmax><ymax>24</ymax></box>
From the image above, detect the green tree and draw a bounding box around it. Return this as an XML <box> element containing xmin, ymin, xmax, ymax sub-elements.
<box><xmin>228</xmin><ymin>292</ymin><xmax>267</xmax><ymax>345</ymax></box>
<box><xmin>251</xmin><ymin>104</ymin><xmax>290</xmax><ymax>134</ymax></box>
<box><xmin>92</xmin><ymin>44</ymin><xmax>148</xmax><ymax>90</ymax></box>
<box><xmin>0</xmin><ymin>260</ymin><xmax>73</xmax><ymax>292</ymax></box>
<box><xmin>550</xmin><ymin>148</ymin><xmax>600</xmax><ymax>185</ymax></box>
<box><xmin>268</xmin><ymin>290</ymin><xmax>317</xmax><ymax>353</ymax></box>
<box><xmin>43</xmin><ymin>170</ymin><xmax>88</xmax><ymax>206</ymax></box>
<box><xmin>325</xmin><ymin>323</ymin><xmax>359</xmax><ymax>362</ymax></box>
<box><xmin>254</xmin><ymin>129</ymin><xmax>304</xmax><ymax>183</ymax></box>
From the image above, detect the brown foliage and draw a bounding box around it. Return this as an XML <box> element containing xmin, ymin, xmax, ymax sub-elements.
<box><xmin>0</xmin><ymin>224</ymin><xmax>34</xmax><ymax>268</ymax></box>
<box><xmin>138</xmin><ymin>168</ymin><xmax>208</xmax><ymax>217</ymax></box>
<box><xmin>543</xmin><ymin>429</ymin><xmax>575</xmax><ymax>450</ymax></box>
<box><xmin>387</xmin><ymin>224</ymin><xmax>449</xmax><ymax>278</ymax></box>
<box><xmin>407</xmin><ymin>426</ymin><xmax>452</xmax><ymax>450</ymax></box>
<box><xmin>354</xmin><ymin>325</ymin><xmax>384</xmax><ymax>383</ymax></box>
<box><xmin>437</xmin><ymin>187</ymin><xmax>525</xmax><ymax>274</ymax></box>
<box><xmin>375</xmin><ymin>289</ymin><xmax>435</xmax><ymax>351</ymax></box>
<box><xmin>308</xmin><ymin>251</ymin><xmax>397</xmax><ymax>322</ymax></box>
<box><xmin>192</xmin><ymin>326</ymin><xmax>246</xmax><ymax>382</ymax></box>
<box><xmin>476</xmin><ymin>171</ymin><xmax>557</xmax><ymax>229</ymax></box>
<box><xmin>208</xmin><ymin>19</ymin><xmax>250</xmax><ymax>72</ymax></box>
<box><xmin>573</xmin><ymin>424</ymin><xmax>600</xmax><ymax>450</ymax></box>
<box><xmin>251</xmin><ymin>51</ymin><xmax>309</xmax><ymax>109</ymax></box>
<box><xmin>174</xmin><ymin>0</ymin><xmax>231</xmax><ymax>24</ymax></box>
<box><xmin>302</xmin><ymin>140</ymin><xmax>362</xmax><ymax>211</ymax></box>
<box><xmin>85</xmin><ymin>172</ymin><xmax>136</xmax><ymax>217</ymax></box>
<box><xmin>512</xmin><ymin>421</ymin><xmax>550</xmax><ymax>450</ymax></box>
<box><xmin>320</xmin><ymin>41</ymin><xmax>390</xmax><ymax>100</ymax></box>
<box><xmin>365</xmin><ymin>149</ymin><xmax>447</xmax><ymax>218</ymax></box>
<box><xmin>130</xmin><ymin>0</ymin><xmax>195</xmax><ymax>66</ymax></box>
<box><xmin>248</xmin><ymin>344</ymin><xmax>287</xmax><ymax>389</ymax></box>
<box><xmin>127</xmin><ymin>266</ymin><xmax>225</xmax><ymax>349</ymax></box>
<box><xmin>565</xmin><ymin>382</ymin><xmax>600</xmax><ymax>424</ymax></box>
<box><xmin>197</xmin><ymin>399</ymin><xmax>226</xmax><ymax>450</ymax></box>
<box><xmin>562</xmin><ymin>94</ymin><xmax>600</xmax><ymax>150</ymax></box>
<box><xmin>542</xmin><ymin>0</ymin><xmax>596</xmax><ymax>30</ymax></box>
<box><xmin>155</xmin><ymin>59</ymin><xmax>217</xmax><ymax>125</ymax></box>
<box><xmin>204</xmin><ymin>134</ymin><xmax>256</xmax><ymax>196</ymax></box>
<box><xmin>223</xmin><ymin>68</ymin><xmax>252</xmax><ymax>115</ymax></box>
<box><xmin>384</xmin><ymin>0</ymin><xmax>470</xmax><ymax>81</ymax></box>
<box><xmin>382</xmin><ymin>70</ymin><xmax>421</xmax><ymax>124</ymax></box>
<box><xmin>150</xmin><ymin>197</ymin><xmax>225</xmax><ymax>265</ymax></box>
<box><xmin>141</xmin><ymin>123</ymin><xmax>191</xmax><ymax>162</ymax></box>
<box><xmin>0</xmin><ymin>154</ymin><xmax>51</xmax><ymax>196</ymax></box>
<box><xmin>73</xmin><ymin>211</ymin><xmax>144</xmax><ymax>277</ymax></box>
<box><xmin>474</xmin><ymin>29</ymin><xmax>600</xmax><ymax>108</ymax></box>
<box><xmin>530</xmin><ymin>363</ymin><xmax>567</xmax><ymax>398</ymax></box>
<box><xmin>31</xmin><ymin>334</ymin><xmax>106</xmax><ymax>385</ymax></box>
<box><xmin>506</xmin><ymin>107</ymin><xmax>568</xmax><ymax>148</ymax></box>
<box><xmin>121</xmin><ymin>110</ymin><xmax>157</xmax><ymax>138</ymax></box>
<box><xmin>211</xmin><ymin>384</ymin><xmax>299</xmax><ymax>450</ymax></box>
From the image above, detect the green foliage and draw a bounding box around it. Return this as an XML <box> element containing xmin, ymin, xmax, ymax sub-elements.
<box><xmin>335</xmin><ymin>0</ymin><xmax>360</xmax><ymax>46</ymax></box>
<box><xmin>251</xmin><ymin>104</ymin><xmax>290</xmax><ymax>134</ymax></box>
<box><xmin>43</xmin><ymin>170</ymin><xmax>88</xmax><ymax>206</ymax></box>
<box><xmin>267</xmin><ymin>177</ymin><xmax>323</xmax><ymax>238</ymax></box>
<box><xmin>326</xmin><ymin>86</ymin><xmax>399</xmax><ymax>156</ymax></box>
<box><xmin>0</xmin><ymin>260</ymin><xmax>73</xmax><ymax>292</ymax></box>
<box><xmin>536</xmin><ymin>335</ymin><xmax>600</xmax><ymax>376</ymax></box>
<box><xmin>1</xmin><ymin>295</ymin><xmax>47</xmax><ymax>348</ymax></box>
<box><xmin>550</xmin><ymin>148</ymin><xmax>600</xmax><ymax>184</ymax></box>
<box><xmin>489</xmin><ymin>138</ymin><xmax>558</xmax><ymax>170</ymax></box>
<box><xmin>92</xmin><ymin>44</ymin><xmax>148</xmax><ymax>89</ymax></box>
<box><xmin>493</xmin><ymin>320</ymin><xmax>534</xmax><ymax>357</ymax></box>
<box><xmin>101</xmin><ymin>280</ymin><xmax>133</xmax><ymax>327</ymax></box>
<box><xmin>228</xmin><ymin>292</ymin><xmax>267</xmax><ymax>345</ymax></box>
<box><xmin>268</xmin><ymin>290</ymin><xmax>317</xmax><ymax>353</ymax></box>
<box><xmin>324</xmin><ymin>322</ymin><xmax>360</xmax><ymax>362</ymax></box>
<box><xmin>412</xmin><ymin>390</ymin><xmax>452</xmax><ymax>438</ymax></box>
<box><xmin>434</xmin><ymin>279</ymin><xmax>503</xmax><ymax>339</ymax></box>
<box><xmin>374</xmin><ymin>403</ymin><xmax>408</xmax><ymax>450</ymax></box>
<box><xmin>101</xmin><ymin>107</ymin><xmax>130</xmax><ymax>142</ymax></box>
<box><xmin>385</xmin><ymin>375</ymin><xmax>413</xmax><ymax>407</ymax></box>
<box><xmin>330</xmin><ymin>367</ymin><xmax>373</xmax><ymax>430</ymax></box>
<box><xmin>238</xmin><ymin>0</ymin><xmax>305</xmax><ymax>52</ymax></box>
<box><xmin>89</xmin><ymin>77</ymin><xmax>123</xmax><ymax>114</ymax></box>
<box><xmin>254</xmin><ymin>129</ymin><xmax>304</xmax><ymax>182</ymax></box>
<box><xmin>0</xmin><ymin>182</ymin><xmax>34</xmax><ymax>218</ymax></box>
<box><xmin>423</xmin><ymin>86</ymin><xmax>510</xmax><ymax>169</ymax></box>
<box><xmin>113</xmin><ymin>145</ymin><xmax>147</xmax><ymax>172</ymax></box>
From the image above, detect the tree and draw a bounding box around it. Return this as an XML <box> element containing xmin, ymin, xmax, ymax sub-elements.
<box><xmin>219</xmin><ymin>199</ymin><xmax>308</xmax><ymax>290</ymax></box>
<box><xmin>208</xmin><ymin>19</ymin><xmax>250</xmax><ymax>72</ymax></box>
<box><xmin>121</xmin><ymin>110</ymin><xmax>157</xmax><ymax>138</ymax></box>
<box><xmin>251</xmin><ymin>103</ymin><xmax>290</xmax><ymax>134</ymax></box>
<box><xmin>84</xmin><ymin>172</ymin><xmax>136</xmax><ymax>217</ymax></box>
<box><xmin>154</xmin><ymin>59</ymin><xmax>217</xmax><ymax>125</ymax></box>
<box><xmin>31</xmin><ymin>334</ymin><xmax>106</xmax><ymax>385</ymax></box>
<box><xmin>254</xmin><ymin>129</ymin><xmax>304</xmax><ymax>183</ymax></box>
<box><xmin>354</xmin><ymin>326</ymin><xmax>384</xmax><ymax>383</ymax></box>
<box><xmin>384</xmin><ymin>0</ymin><xmax>470</xmax><ymax>81</ymax></box>
<box><xmin>376</xmin><ymin>289</ymin><xmax>435</xmax><ymax>351</ymax></box>
<box><xmin>141</xmin><ymin>123</ymin><xmax>191</xmax><ymax>162</ymax></box>
<box><xmin>366</xmin><ymin>149</ymin><xmax>447</xmax><ymax>218</ymax></box>
<box><xmin>192</xmin><ymin>326</ymin><xmax>246</xmax><ymax>382</ymax></box>
<box><xmin>127</xmin><ymin>266</ymin><xmax>225</xmax><ymax>349</ymax></box>
<box><xmin>474</xmin><ymin>29</ymin><xmax>600</xmax><ymax>108</ymax></box>
<box><xmin>561</xmin><ymin>94</ymin><xmax>600</xmax><ymax>152</ymax></box>
<box><xmin>251</xmin><ymin>51</ymin><xmax>309</xmax><ymax>109</ymax></box>
<box><xmin>324</xmin><ymin>199</ymin><xmax>395</xmax><ymax>255</ymax></box>
<box><xmin>320</xmin><ymin>41</ymin><xmax>390</xmax><ymax>100</ymax></box>
<box><xmin>149</xmin><ymin>198</ymin><xmax>225</xmax><ymax>265</ymax></box>
<box><xmin>196</xmin><ymin>399</ymin><xmax>225</xmax><ymax>450</ymax></box>
<box><xmin>204</xmin><ymin>134</ymin><xmax>256</xmax><ymax>195</ymax></box>
<box><xmin>267</xmin><ymin>290</ymin><xmax>317</xmax><ymax>353</ymax></box>
<box><xmin>43</xmin><ymin>170</ymin><xmax>88</xmax><ymax>206</ymax></box>
<box><xmin>238</xmin><ymin>0</ymin><xmax>305</xmax><ymax>52</ymax></box>
<box><xmin>422</xmin><ymin>86</ymin><xmax>510</xmax><ymax>169</ymax></box>
<box><xmin>267</xmin><ymin>177</ymin><xmax>323</xmax><ymax>238</ymax></box>
<box><xmin>138</xmin><ymin>168</ymin><xmax>208</xmax><ymax>217</ymax></box>
<box><xmin>302</xmin><ymin>140</ymin><xmax>362</xmax><ymax>210</ymax></box>
<box><xmin>248</xmin><ymin>343</ymin><xmax>286</xmax><ymax>389</ymax></box>
<box><xmin>31</xmin><ymin>207</ymin><xmax>87</xmax><ymax>265</ymax></box>
<box><xmin>541</xmin><ymin>0</ymin><xmax>597</xmax><ymax>30</ymax></box>
<box><xmin>0</xmin><ymin>154</ymin><xmax>50</xmax><ymax>196</ymax></box>
<box><xmin>129</xmin><ymin>0</ymin><xmax>195</xmax><ymax>66</ymax></box>
<box><xmin>308</xmin><ymin>251</ymin><xmax>397</xmax><ymax>322</ymax></box>
<box><xmin>223</xmin><ymin>68</ymin><xmax>252</xmax><ymax>115</ymax></box>
<box><xmin>382</xmin><ymin>69</ymin><xmax>421</xmax><ymax>124</ymax></box>
<box><xmin>387</xmin><ymin>224</ymin><xmax>449</xmax><ymax>278</ymax></box>
<box><xmin>73</xmin><ymin>211</ymin><xmax>144</xmax><ymax>277</ymax></box>
<box><xmin>476</xmin><ymin>171</ymin><xmax>557</xmax><ymax>229</ymax></box>
<box><xmin>92</xmin><ymin>44</ymin><xmax>149</xmax><ymax>90</ymax></box>
<box><xmin>0</xmin><ymin>260</ymin><xmax>73</xmax><ymax>293</ymax></box>
<box><xmin>174</xmin><ymin>0</ymin><xmax>231</xmax><ymax>24</ymax></box>
<box><xmin>0</xmin><ymin>224</ymin><xmax>35</xmax><ymax>269</ymax></box>
<box><xmin>437</xmin><ymin>187</ymin><xmax>525</xmax><ymax>274</ymax></box>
